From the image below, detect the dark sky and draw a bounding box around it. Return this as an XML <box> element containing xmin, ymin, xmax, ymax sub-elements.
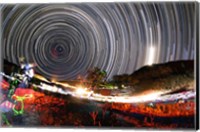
<box><xmin>0</xmin><ymin>3</ymin><xmax>196</xmax><ymax>81</ymax></box>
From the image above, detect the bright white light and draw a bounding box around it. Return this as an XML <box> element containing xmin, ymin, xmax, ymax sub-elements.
<box><xmin>112</xmin><ymin>91</ymin><xmax>163</xmax><ymax>103</ymax></box>
<box><xmin>147</xmin><ymin>46</ymin><xmax>155</xmax><ymax>65</ymax></box>
<box><xmin>76</xmin><ymin>88</ymin><xmax>87</xmax><ymax>95</ymax></box>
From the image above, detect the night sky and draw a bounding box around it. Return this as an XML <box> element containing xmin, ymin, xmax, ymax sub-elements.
<box><xmin>1</xmin><ymin>3</ymin><xmax>196</xmax><ymax>81</ymax></box>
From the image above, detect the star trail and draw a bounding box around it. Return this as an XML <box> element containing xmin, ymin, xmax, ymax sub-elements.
<box><xmin>1</xmin><ymin>3</ymin><xmax>195</xmax><ymax>81</ymax></box>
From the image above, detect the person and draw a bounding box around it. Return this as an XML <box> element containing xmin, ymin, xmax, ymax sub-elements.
<box><xmin>19</xmin><ymin>57</ymin><xmax>35</xmax><ymax>88</ymax></box>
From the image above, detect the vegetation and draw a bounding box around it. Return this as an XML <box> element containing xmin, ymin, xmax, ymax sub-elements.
<box><xmin>76</xmin><ymin>67</ymin><xmax>116</xmax><ymax>90</ymax></box>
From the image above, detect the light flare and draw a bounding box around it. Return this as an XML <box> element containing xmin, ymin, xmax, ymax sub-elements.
<box><xmin>76</xmin><ymin>88</ymin><xmax>87</xmax><ymax>95</ymax></box>
<box><xmin>147</xmin><ymin>46</ymin><xmax>155</xmax><ymax>66</ymax></box>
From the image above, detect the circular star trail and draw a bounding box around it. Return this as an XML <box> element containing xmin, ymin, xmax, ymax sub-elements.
<box><xmin>1</xmin><ymin>3</ymin><xmax>195</xmax><ymax>81</ymax></box>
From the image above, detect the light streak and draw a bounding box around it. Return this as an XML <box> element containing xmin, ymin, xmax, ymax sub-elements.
<box><xmin>35</xmin><ymin>81</ymin><xmax>195</xmax><ymax>104</ymax></box>
<box><xmin>1</xmin><ymin>72</ymin><xmax>195</xmax><ymax>105</ymax></box>
<box><xmin>1</xmin><ymin>71</ymin><xmax>196</xmax><ymax>104</ymax></box>
<box><xmin>53</xmin><ymin>82</ymin><xmax>77</xmax><ymax>89</ymax></box>
<box><xmin>147</xmin><ymin>46</ymin><xmax>155</xmax><ymax>66</ymax></box>
<box><xmin>34</xmin><ymin>74</ymin><xmax>51</xmax><ymax>83</ymax></box>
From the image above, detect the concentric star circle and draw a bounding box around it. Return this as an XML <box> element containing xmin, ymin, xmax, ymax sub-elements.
<box><xmin>1</xmin><ymin>3</ymin><xmax>195</xmax><ymax>81</ymax></box>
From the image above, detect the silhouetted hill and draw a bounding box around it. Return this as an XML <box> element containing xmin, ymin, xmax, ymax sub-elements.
<box><xmin>113</xmin><ymin>60</ymin><xmax>194</xmax><ymax>81</ymax></box>
<box><xmin>112</xmin><ymin>60</ymin><xmax>194</xmax><ymax>95</ymax></box>
<box><xmin>131</xmin><ymin>60</ymin><xmax>194</xmax><ymax>79</ymax></box>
